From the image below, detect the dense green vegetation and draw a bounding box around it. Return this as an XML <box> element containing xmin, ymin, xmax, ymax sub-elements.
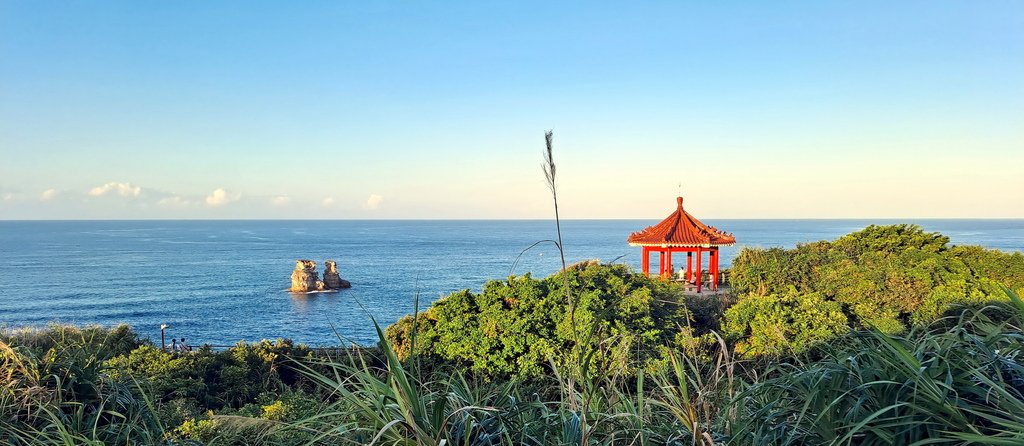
<box><xmin>0</xmin><ymin>326</ymin><xmax>346</xmax><ymax>445</ymax></box>
<box><xmin>724</xmin><ymin>224</ymin><xmax>1024</xmax><ymax>356</ymax></box>
<box><xmin>732</xmin><ymin>303</ymin><xmax>1024</xmax><ymax>444</ymax></box>
<box><xmin>3</xmin><ymin>225</ymin><xmax>1024</xmax><ymax>445</ymax></box>
<box><xmin>386</xmin><ymin>260</ymin><xmax>691</xmax><ymax>379</ymax></box>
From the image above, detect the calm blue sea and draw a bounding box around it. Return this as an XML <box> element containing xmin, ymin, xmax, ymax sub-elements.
<box><xmin>1</xmin><ymin>220</ymin><xmax>1022</xmax><ymax>346</ymax></box>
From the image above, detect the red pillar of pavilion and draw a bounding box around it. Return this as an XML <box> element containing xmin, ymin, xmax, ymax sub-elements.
<box><xmin>695</xmin><ymin>247</ymin><xmax>703</xmax><ymax>292</ymax></box>
<box><xmin>711</xmin><ymin>250</ymin><xmax>719</xmax><ymax>288</ymax></box>
<box><xmin>641</xmin><ymin>246</ymin><xmax>650</xmax><ymax>273</ymax></box>
<box><xmin>627</xmin><ymin>196</ymin><xmax>736</xmax><ymax>292</ymax></box>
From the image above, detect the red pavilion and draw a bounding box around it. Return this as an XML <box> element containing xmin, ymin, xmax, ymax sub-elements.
<box><xmin>627</xmin><ymin>196</ymin><xmax>736</xmax><ymax>292</ymax></box>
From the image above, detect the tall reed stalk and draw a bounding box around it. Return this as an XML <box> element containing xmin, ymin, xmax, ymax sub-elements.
<box><xmin>542</xmin><ymin>130</ymin><xmax>567</xmax><ymax>273</ymax></box>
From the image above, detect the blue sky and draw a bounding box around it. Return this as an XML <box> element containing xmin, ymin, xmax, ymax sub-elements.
<box><xmin>1</xmin><ymin>1</ymin><xmax>1022</xmax><ymax>219</ymax></box>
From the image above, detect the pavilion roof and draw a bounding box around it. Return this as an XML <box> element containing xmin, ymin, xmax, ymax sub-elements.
<box><xmin>627</xmin><ymin>197</ymin><xmax>736</xmax><ymax>247</ymax></box>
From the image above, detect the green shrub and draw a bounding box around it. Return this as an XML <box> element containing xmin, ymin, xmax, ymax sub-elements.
<box><xmin>386</xmin><ymin>262</ymin><xmax>691</xmax><ymax>379</ymax></box>
<box><xmin>950</xmin><ymin>244</ymin><xmax>1024</xmax><ymax>294</ymax></box>
<box><xmin>105</xmin><ymin>344</ymin><xmax>211</xmax><ymax>403</ymax></box>
<box><xmin>723</xmin><ymin>290</ymin><xmax>848</xmax><ymax>357</ymax></box>
<box><xmin>726</xmin><ymin>224</ymin><xmax>1024</xmax><ymax>354</ymax></box>
<box><xmin>168</xmin><ymin>391</ymin><xmax>323</xmax><ymax>446</ymax></box>
<box><xmin>106</xmin><ymin>338</ymin><xmax>315</xmax><ymax>410</ymax></box>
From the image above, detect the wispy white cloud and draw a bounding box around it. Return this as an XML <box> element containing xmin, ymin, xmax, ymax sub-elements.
<box><xmin>363</xmin><ymin>194</ymin><xmax>384</xmax><ymax>210</ymax></box>
<box><xmin>205</xmin><ymin>188</ymin><xmax>240</xmax><ymax>207</ymax></box>
<box><xmin>157</xmin><ymin>196</ymin><xmax>192</xmax><ymax>207</ymax></box>
<box><xmin>321</xmin><ymin>197</ymin><xmax>335</xmax><ymax>207</ymax></box>
<box><xmin>2</xmin><ymin>192</ymin><xmax>18</xmax><ymax>202</ymax></box>
<box><xmin>271</xmin><ymin>196</ymin><xmax>291</xmax><ymax>206</ymax></box>
<box><xmin>40</xmin><ymin>189</ymin><xmax>57</xmax><ymax>201</ymax></box>
<box><xmin>89</xmin><ymin>182</ymin><xmax>142</xmax><ymax>198</ymax></box>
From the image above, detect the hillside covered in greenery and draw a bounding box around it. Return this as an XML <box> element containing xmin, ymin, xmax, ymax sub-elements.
<box><xmin>725</xmin><ymin>224</ymin><xmax>1024</xmax><ymax>355</ymax></box>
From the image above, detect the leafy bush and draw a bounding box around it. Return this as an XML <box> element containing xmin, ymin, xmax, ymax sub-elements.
<box><xmin>106</xmin><ymin>338</ymin><xmax>317</xmax><ymax>411</ymax></box>
<box><xmin>722</xmin><ymin>290</ymin><xmax>848</xmax><ymax>357</ymax></box>
<box><xmin>726</xmin><ymin>224</ymin><xmax>1024</xmax><ymax>355</ymax></box>
<box><xmin>168</xmin><ymin>391</ymin><xmax>324</xmax><ymax>446</ymax></box>
<box><xmin>950</xmin><ymin>244</ymin><xmax>1024</xmax><ymax>293</ymax></box>
<box><xmin>386</xmin><ymin>262</ymin><xmax>691</xmax><ymax>379</ymax></box>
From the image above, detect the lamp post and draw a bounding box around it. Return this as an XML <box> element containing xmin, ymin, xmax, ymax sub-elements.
<box><xmin>160</xmin><ymin>324</ymin><xmax>168</xmax><ymax>351</ymax></box>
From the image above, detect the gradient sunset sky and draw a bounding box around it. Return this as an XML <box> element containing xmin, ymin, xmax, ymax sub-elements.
<box><xmin>1</xmin><ymin>2</ymin><xmax>1022</xmax><ymax>219</ymax></box>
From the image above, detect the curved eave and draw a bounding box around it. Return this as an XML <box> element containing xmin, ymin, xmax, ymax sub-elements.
<box><xmin>628</xmin><ymin>242</ymin><xmax>735</xmax><ymax>248</ymax></box>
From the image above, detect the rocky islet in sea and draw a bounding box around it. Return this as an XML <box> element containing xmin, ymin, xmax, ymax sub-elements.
<box><xmin>289</xmin><ymin>259</ymin><xmax>351</xmax><ymax>292</ymax></box>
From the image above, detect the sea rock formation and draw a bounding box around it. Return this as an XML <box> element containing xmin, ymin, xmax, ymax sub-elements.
<box><xmin>289</xmin><ymin>259</ymin><xmax>350</xmax><ymax>292</ymax></box>
<box><xmin>323</xmin><ymin>260</ymin><xmax>352</xmax><ymax>289</ymax></box>
<box><xmin>290</xmin><ymin>260</ymin><xmax>320</xmax><ymax>292</ymax></box>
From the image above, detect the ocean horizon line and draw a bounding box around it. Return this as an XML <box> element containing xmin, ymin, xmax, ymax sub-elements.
<box><xmin>3</xmin><ymin>217</ymin><xmax>1024</xmax><ymax>222</ymax></box>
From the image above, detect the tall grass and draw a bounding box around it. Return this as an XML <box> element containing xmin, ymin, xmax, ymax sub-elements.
<box><xmin>284</xmin><ymin>291</ymin><xmax>1024</xmax><ymax>445</ymax></box>
<box><xmin>731</xmin><ymin>291</ymin><xmax>1024</xmax><ymax>445</ymax></box>
<box><xmin>4</xmin><ymin>295</ymin><xmax>1023</xmax><ymax>445</ymax></box>
<box><xmin>0</xmin><ymin>325</ymin><xmax>165</xmax><ymax>445</ymax></box>
<box><xmin>289</xmin><ymin>318</ymin><xmax>738</xmax><ymax>445</ymax></box>
<box><xmin>288</xmin><ymin>318</ymin><xmax>509</xmax><ymax>445</ymax></box>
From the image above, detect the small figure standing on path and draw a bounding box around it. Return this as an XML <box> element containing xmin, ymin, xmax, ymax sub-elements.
<box><xmin>170</xmin><ymin>338</ymin><xmax>178</xmax><ymax>352</ymax></box>
<box><xmin>180</xmin><ymin>338</ymin><xmax>191</xmax><ymax>352</ymax></box>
